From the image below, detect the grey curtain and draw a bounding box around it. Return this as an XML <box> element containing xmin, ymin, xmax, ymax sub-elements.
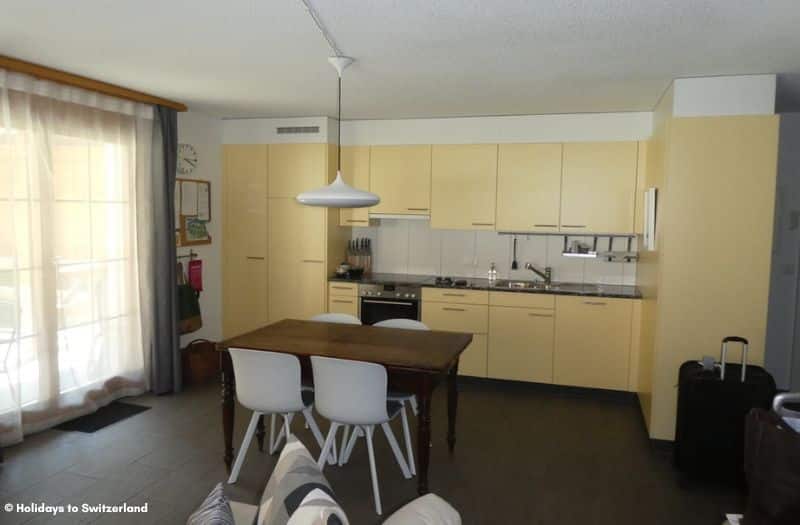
<box><xmin>150</xmin><ymin>105</ymin><xmax>181</xmax><ymax>394</ymax></box>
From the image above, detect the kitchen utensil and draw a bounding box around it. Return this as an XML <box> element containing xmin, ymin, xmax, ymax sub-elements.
<box><xmin>511</xmin><ymin>237</ymin><xmax>518</xmax><ymax>270</ymax></box>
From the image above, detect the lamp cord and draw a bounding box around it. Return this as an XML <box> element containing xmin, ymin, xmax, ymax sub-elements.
<box><xmin>338</xmin><ymin>74</ymin><xmax>341</xmax><ymax>172</ymax></box>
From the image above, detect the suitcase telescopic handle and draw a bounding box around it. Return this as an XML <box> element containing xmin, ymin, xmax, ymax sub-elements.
<box><xmin>720</xmin><ymin>336</ymin><xmax>748</xmax><ymax>382</ymax></box>
<box><xmin>772</xmin><ymin>392</ymin><xmax>800</xmax><ymax>418</ymax></box>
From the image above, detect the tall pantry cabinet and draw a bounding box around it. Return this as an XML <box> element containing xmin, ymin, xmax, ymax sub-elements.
<box><xmin>222</xmin><ymin>143</ymin><xmax>349</xmax><ymax>338</ymax></box>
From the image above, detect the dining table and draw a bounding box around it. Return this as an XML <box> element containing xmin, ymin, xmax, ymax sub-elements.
<box><xmin>216</xmin><ymin>318</ymin><xmax>472</xmax><ymax>495</ymax></box>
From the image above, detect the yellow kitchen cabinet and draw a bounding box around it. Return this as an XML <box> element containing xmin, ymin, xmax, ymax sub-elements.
<box><xmin>488</xmin><ymin>303</ymin><xmax>554</xmax><ymax>383</ymax></box>
<box><xmin>458</xmin><ymin>334</ymin><xmax>488</xmax><ymax>378</ymax></box>
<box><xmin>339</xmin><ymin>146</ymin><xmax>371</xmax><ymax>226</ymax></box>
<box><xmin>496</xmin><ymin>143</ymin><xmax>563</xmax><ymax>232</ymax></box>
<box><xmin>431</xmin><ymin>144</ymin><xmax>498</xmax><ymax>230</ymax></box>
<box><xmin>328</xmin><ymin>282</ymin><xmax>359</xmax><ymax>317</ymax></box>
<box><xmin>328</xmin><ymin>296</ymin><xmax>359</xmax><ymax>317</ymax></box>
<box><xmin>422</xmin><ymin>298</ymin><xmax>488</xmax><ymax>377</ymax></box>
<box><xmin>560</xmin><ymin>142</ymin><xmax>638</xmax><ymax>234</ymax></box>
<box><xmin>268</xmin><ymin>198</ymin><xmax>327</xmax><ymax>323</ymax></box>
<box><xmin>421</xmin><ymin>287</ymin><xmax>488</xmax><ymax>306</ymax></box>
<box><xmin>554</xmin><ymin>295</ymin><xmax>634</xmax><ymax>391</ymax></box>
<box><xmin>222</xmin><ymin>145</ymin><xmax>268</xmax><ymax>338</ymax></box>
<box><xmin>223</xmin><ymin>145</ymin><xmax>268</xmax><ymax>257</ymax></box>
<box><xmin>268</xmin><ymin>143</ymin><xmax>328</xmax><ymax>198</ymax></box>
<box><xmin>222</xmin><ymin>255</ymin><xmax>268</xmax><ymax>338</ymax></box>
<box><xmin>369</xmin><ymin>145</ymin><xmax>431</xmax><ymax>216</ymax></box>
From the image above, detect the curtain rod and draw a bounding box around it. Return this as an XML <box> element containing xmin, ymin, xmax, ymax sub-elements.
<box><xmin>0</xmin><ymin>55</ymin><xmax>188</xmax><ymax>112</ymax></box>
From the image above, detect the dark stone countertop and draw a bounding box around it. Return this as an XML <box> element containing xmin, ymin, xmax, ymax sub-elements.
<box><xmin>329</xmin><ymin>273</ymin><xmax>641</xmax><ymax>299</ymax></box>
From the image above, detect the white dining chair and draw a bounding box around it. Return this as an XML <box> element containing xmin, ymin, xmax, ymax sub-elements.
<box><xmin>310</xmin><ymin>312</ymin><xmax>362</xmax><ymax>325</ymax></box>
<box><xmin>226</xmin><ymin>348</ymin><xmax>326</xmax><ymax>484</ymax></box>
<box><xmin>308</xmin><ymin>312</ymin><xmax>362</xmax><ymax>459</ymax></box>
<box><xmin>312</xmin><ymin>355</ymin><xmax>412</xmax><ymax>515</ymax></box>
<box><xmin>370</xmin><ymin>318</ymin><xmax>428</xmax><ymax>476</ymax></box>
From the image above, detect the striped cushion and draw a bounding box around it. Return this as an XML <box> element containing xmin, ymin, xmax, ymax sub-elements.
<box><xmin>257</xmin><ymin>436</ymin><xmax>348</xmax><ymax>525</ymax></box>
<box><xmin>187</xmin><ymin>483</ymin><xmax>234</xmax><ymax>525</ymax></box>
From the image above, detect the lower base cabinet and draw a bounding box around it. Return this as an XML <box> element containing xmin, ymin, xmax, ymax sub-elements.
<box><xmin>328</xmin><ymin>296</ymin><xmax>359</xmax><ymax>317</ymax></box>
<box><xmin>421</xmin><ymin>298</ymin><xmax>488</xmax><ymax>378</ymax></box>
<box><xmin>457</xmin><ymin>334</ymin><xmax>488</xmax><ymax>378</ymax></box>
<box><xmin>488</xmin><ymin>306</ymin><xmax>554</xmax><ymax>383</ymax></box>
<box><xmin>553</xmin><ymin>295</ymin><xmax>633</xmax><ymax>391</ymax></box>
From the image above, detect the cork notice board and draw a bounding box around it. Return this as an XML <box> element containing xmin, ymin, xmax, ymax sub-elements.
<box><xmin>175</xmin><ymin>178</ymin><xmax>212</xmax><ymax>246</ymax></box>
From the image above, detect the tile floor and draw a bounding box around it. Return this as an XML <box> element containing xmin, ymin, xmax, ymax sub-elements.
<box><xmin>0</xmin><ymin>379</ymin><xmax>741</xmax><ymax>524</ymax></box>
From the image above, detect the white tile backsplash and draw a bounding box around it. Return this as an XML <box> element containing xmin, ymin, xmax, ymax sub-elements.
<box><xmin>353</xmin><ymin>220</ymin><xmax>637</xmax><ymax>285</ymax></box>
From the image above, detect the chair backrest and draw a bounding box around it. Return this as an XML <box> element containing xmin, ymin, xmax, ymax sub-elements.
<box><xmin>311</xmin><ymin>356</ymin><xmax>389</xmax><ymax>425</ymax></box>
<box><xmin>373</xmin><ymin>319</ymin><xmax>429</xmax><ymax>331</ymax></box>
<box><xmin>310</xmin><ymin>313</ymin><xmax>362</xmax><ymax>325</ymax></box>
<box><xmin>229</xmin><ymin>348</ymin><xmax>305</xmax><ymax>414</ymax></box>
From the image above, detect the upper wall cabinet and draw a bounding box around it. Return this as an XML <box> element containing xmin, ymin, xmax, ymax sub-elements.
<box><xmin>431</xmin><ymin>144</ymin><xmax>498</xmax><ymax>230</ymax></box>
<box><xmin>339</xmin><ymin>146</ymin><xmax>371</xmax><ymax>227</ymax></box>
<box><xmin>496</xmin><ymin>143</ymin><xmax>563</xmax><ymax>232</ymax></box>
<box><xmin>268</xmin><ymin>143</ymin><xmax>328</xmax><ymax>198</ymax></box>
<box><xmin>560</xmin><ymin>142</ymin><xmax>639</xmax><ymax>234</ymax></box>
<box><xmin>369</xmin><ymin>145</ymin><xmax>431</xmax><ymax>216</ymax></box>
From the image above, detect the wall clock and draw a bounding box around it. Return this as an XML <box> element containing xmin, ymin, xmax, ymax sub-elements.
<box><xmin>177</xmin><ymin>143</ymin><xmax>198</xmax><ymax>175</ymax></box>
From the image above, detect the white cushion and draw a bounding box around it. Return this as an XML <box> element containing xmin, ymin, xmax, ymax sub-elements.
<box><xmin>382</xmin><ymin>494</ymin><xmax>461</xmax><ymax>525</ymax></box>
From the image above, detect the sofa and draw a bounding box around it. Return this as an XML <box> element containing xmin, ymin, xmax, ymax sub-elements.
<box><xmin>188</xmin><ymin>436</ymin><xmax>461</xmax><ymax>525</ymax></box>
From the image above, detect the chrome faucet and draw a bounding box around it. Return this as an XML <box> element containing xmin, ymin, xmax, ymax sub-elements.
<box><xmin>524</xmin><ymin>263</ymin><xmax>552</xmax><ymax>285</ymax></box>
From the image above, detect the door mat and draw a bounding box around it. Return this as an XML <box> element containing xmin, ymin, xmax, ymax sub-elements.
<box><xmin>54</xmin><ymin>401</ymin><xmax>151</xmax><ymax>433</ymax></box>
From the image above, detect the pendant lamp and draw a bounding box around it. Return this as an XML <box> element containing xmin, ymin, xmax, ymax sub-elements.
<box><xmin>296</xmin><ymin>57</ymin><xmax>380</xmax><ymax>208</ymax></box>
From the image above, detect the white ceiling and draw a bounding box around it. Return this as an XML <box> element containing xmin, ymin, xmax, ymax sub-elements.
<box><xmin>2</xmin><ymin>0</ymin><xmax>800</xmax><ymax>119</ymax></box>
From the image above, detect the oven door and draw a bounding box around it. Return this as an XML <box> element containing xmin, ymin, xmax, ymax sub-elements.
<box><xmin>360</xmin><ymin>297</ymin><xmax>420</xmax><ymax>325</ymax></box>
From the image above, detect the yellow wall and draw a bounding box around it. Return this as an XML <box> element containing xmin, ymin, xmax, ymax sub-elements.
<box><xmin>644</xmin><ymin>114</ymin><xmax>779</xmax><ymax>440</ymax></box>
<box><xmin>635</xmin><ymin>86</ymin><xmax>672</xmax><ymax>431</ymax></box>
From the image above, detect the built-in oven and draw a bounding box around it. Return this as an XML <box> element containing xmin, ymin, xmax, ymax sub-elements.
<box><xmin>359</xmin><ymin>283</ymin><xmax>421</xmax><ymax>325</ymax></box>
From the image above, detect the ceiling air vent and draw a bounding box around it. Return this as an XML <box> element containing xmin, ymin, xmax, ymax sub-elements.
<box><xmin>276</xmin><ymin>126</ymin><xmax>320</xmax><ymax>135</ymax></box>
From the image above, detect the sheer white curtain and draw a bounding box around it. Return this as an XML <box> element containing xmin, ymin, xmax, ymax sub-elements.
<box><xmin>0</xmin><ymin>69</ymin><xmax>153</xmax><ymax>446</ymax></box>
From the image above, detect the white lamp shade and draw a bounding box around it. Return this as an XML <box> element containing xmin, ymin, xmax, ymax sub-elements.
<box><xmin>296</xmin><ymin>171</ymin><xmax>380</xmax><ymax>208</ymax></box>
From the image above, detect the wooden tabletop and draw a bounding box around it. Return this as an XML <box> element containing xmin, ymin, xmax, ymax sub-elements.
<box><xmin>218</xmin><ymin>319</ymin><xmax>472</xmax><ymax>373</ymax></box>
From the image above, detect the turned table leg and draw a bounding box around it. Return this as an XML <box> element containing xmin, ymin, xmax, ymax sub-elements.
<box><xmin>256</xmin><ymin>415</ymin><xmax>266</xmax><ymax>452</ymax></box>
<box><xmin>416</xmin><ymin>376</ymin><xmax>433</xmax><ymax>495</ymax></box>
<box><xmin>447</xmin><ymin>360</ymin><xmax>459</xmax><ymax>453</ymax></box>
<box><xmin>221</xmin><ymin>350</ymin><xmax>235</xmax><ymax>472</ymax></box>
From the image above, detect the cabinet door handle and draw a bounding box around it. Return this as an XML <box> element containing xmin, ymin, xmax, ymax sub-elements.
<box><xmin>245</xmin><ymin>256</ymin><xmax>265</xmax><ymax>260</ymax></box>
<box><xmin>407</xmin><ymin>207</ymin><xmax>429</xmax><ymax>211</ymax></box>
<box><xmin>442</xmin><ymin>293</ymin><xmax>465</xmax><ymax>297</ymax></box>
<box><xmin>583</xmin><ymin>301</ymin><xmax>607</xmax><ymax>306</ymax></box>
<box><xmin>528</xmin><ymin>313</ymin><xmax>553</xmax><ymax>318</ymax></box>
<box><xmin>302</xmin><ymin>259</ymin><xmax>324</xmax><ymax>263</ymax></box>
<box><xmin>561</xmin><ymin>225</ymin><xmax>587</xmax><ymax>228</ymax></box>
<box><xmin>443</xmin><ymin>307</ymin><xmax>466</xmax><ymax>312</ymax></box>
<box><xmin>346</xmin><ymin>219</ymin><xmax>368</xmax><ymax>223</ymax></box>
<box><xmin>534</xmin><ymin>224</ymin><xmax>558</xmax><ymax>228</ymax></box>
<box><xmin>331</xmin><ymin>285</ymin><xmax>353</xmax><ymax>290</ymax></box>
<box><xmin>471</xmin><ymin>222</ymin><xmax>494</xmax><ymax>226</ymax></box>
<box><xmin>331</xmin><ymin>299</ymin><xmax>354</xmax><ymax>304</ymax></box>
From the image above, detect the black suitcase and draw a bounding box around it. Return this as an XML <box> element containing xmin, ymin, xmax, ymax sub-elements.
<box><xmin>674</xmin><ymin>336</ymin><xmax>776</xmax><ymax>483</ymax></box>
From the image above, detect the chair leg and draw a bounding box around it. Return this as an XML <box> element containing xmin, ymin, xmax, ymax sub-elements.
<box><xmin>342</xmin><ymin>425</ymin><xmax>361</xmax><ymax>465</ymax></box>
<box><xmin>270</xmin><ymin>413</ymin><xmax>287</xmax><ymax>455</ymax></box>
<box><xmin>228</xmin><ymin>411</ymin><xmax>260</xmax><ymax>484</ymax></box>
<box><xmin>409</xmin><ymin>396</ymin><xmax>418</xmax><ymax>416</ymax></box>
<box><xmin>364</xmin><ymin>426</ymin><xmax>382</xmax><ymax>515</ymax></box>
<box><xmin>269</xmin><ymin>415</ymin><xmax>286</xmax><ymax>455</ymax></box>
<box><xmin>399</xmin><ymin>406</ymin><xmax>416</xmax><ymax>476</ymax></box>
<box><xmin>338</xmin><ymin>425</ymin><xmax>350</xmax><ymax>466</ymax></box>
<box><xmin>317</xmin><ymin>422</ymin><xmax>340</xmax><ymax>471</ymax></box>
<box><xmin>303</xmin><ymin>408</ymin><xmax>337</xmax><ymax>465</ymax></box>
<box><xmin>381</xmin><ymin>422</ymin><xmax>411</xmax><ymax>479</ymax></box>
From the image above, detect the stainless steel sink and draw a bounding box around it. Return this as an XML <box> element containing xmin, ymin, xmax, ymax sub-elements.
<box><xmin>496</xmin><ymin>280</ymin><xmax>559</xmax><ymax>291</ymax></box>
